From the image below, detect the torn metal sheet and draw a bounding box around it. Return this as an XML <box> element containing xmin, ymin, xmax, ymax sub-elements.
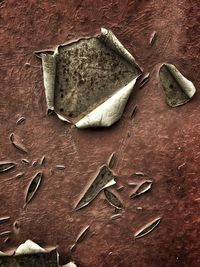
<box><xmin>15</xmin><ymin>240</ymin><xmax>46</xmax><ymax>255</ymax></box>
<box><xmin>159</xmin><ymin>63</ymin><xmax>196</xmax><ymax>107</ymax></box>
<box><xmin>0</xmin><ymin>240</ymin><xmax>77</xmax><ymax>267</ymax></box>
<box><xmin>36</xmin><ymin>28</ymin><xmax>142</xmax><ymax>127</ymax></box>
<box><xmin>75</xmin><ymin>165</ymin><xmax>116</xmax><ymax>210</ymax></box>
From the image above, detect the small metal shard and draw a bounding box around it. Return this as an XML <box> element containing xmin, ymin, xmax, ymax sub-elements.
<box><xmin>55</xmin><ymin>165</ymin><xmax>65</xmax><ymax>170</ymax></box>
<box><xmin>135</xmin><ymin>171</ymin><xmax>145</xmax><ymax>176</ymax></box>
<box><xmin>9</xmin><ymin>133</ymin><xmax>28</xmax><ymax>154</ymax></box>
<box><xmin>25</xmin><ymin>172</ymin><xmax>43</xmax><ymax>206</ymax></box>
<box><xmin>75</xmin><ymin>165</ymin><xmax>116</xmax><ymax>210</ymax></box>
<box><xmin>159</xmin><ymin>63</ymin><xmax>196</xmax><ymax>107</ymax></box>
<box><xmin>0</xmin><ymin>216</ymin><xmax>10</xmax><ymax>224</ymax></box>
<box><xmin>138</xmin><ymin>73</ymin><xmax>150</xmax><ymax>89</ymax></box>
<box><xmin>21</xmin><ymin>159</ymin><xmax>29</xmax><ymax>165</ymax></box>
<box><xmin>0</xmin><ymin>231</ymin><xmax>12</xmax><ymax>237</ymax></box>
<box><xmin>128</xmin><ymin>182</ymin><xmax>137</xmax><ymax>187</ymax></box>
<box><xmin>16</xmin><ymin>117</ymin><xmax>26</xmax><ymax>125</ymax></box>
<box><xmin>111</xmin><ymin>213</ymin><xmax>122</xmax><ymax>220</ymax></box>
<box><xmin>116</xmin><ymin>185</ymin><xmax>124</xmax><ymax>192</ymax></box>
<box><xmin>40</xmin><ymin>155</ymin><xmax>46</xmax><ymax>165</ymax></box>
<box><xmin>177</xmin><ymin>162</ymin><xmax>186</xmax><ymax>170</ymax></box>
<box><xmin>149</xmin><ymin>31</ymin><xmax>157</xmax><ymax>46</ymax></box>
<box><xmin>0</xmin><ymin>162</ymin><xmax>15</xmax><ymax>173</ymax></box>
<box><xmin>108</xmin><ymin>152</ymin><xmax>116</xmax><ymax>169</ymax></box>
<box><xmin>130</xmin><ymin>105</ymin><xmax>138</xmax><ymax>119</ymax></box>
<box><xmin>134</xmin><ymin>217</ymin><xmax>161</xmax><ymax>239</ymax></box>
<box><xmin>15</xmin><ymin>172</ymin><xmax>24</xmax><ymax>179</ymax></box>
<box><xmin>71</xmin><ymin>225</ymin><xmax>90</xmax><ymax>251</ymax></box>
<box><xmin>32</xmin><ymin>160</ymin><xmax>38</xmax><ymax>167</ymax></box>
<box><xmin>104</xmin><ymin>189</ymin><xmax>123</xmax><ymax>209</ymax></box>
<box><xmin>130</xmin><ymin>180</ymin><xmax>152</xmax><ymax>198</ymax></box>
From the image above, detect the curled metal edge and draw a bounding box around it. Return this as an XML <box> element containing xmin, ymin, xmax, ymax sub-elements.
<box><xmin>0</xmin><ymin>240</ymin><xmax>77</xmax><ymax>266</ymax></box>
<box><xmin>35</xmin><ymin>28</ymin><xmax>142</xmax><ymax>126</ymax></box>
<box><xmin>76</xmin><ymin>77</ymin><xmax>137</xmax><ymax>128</ymax></box>
<box><xmin>159</xmin><ymin>63</ymin><xmax>196</xmax><ymax>107</ymax></box>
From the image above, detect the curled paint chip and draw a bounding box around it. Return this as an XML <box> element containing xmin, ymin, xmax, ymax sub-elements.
<box><xmin>35</xmin><ymin>28</ymin><xmax>142</xmax><ymax>128</ymax></box>
<box><xmin>134</xmin><ymin>217</ymin><xmax>161</xmax><ymax>239</ymax></box>
<box><xmin>75</xmin><ymin>165</ymin><xmax>116</xmax><ymax>210</ymax></box>
<box><xmin>0</xmin><ymin>162</ymin><xmax>15</xmax><ymax>173</ymax></box>
<box><xmin>159</xmin><ymin>63</ymin><xmax>196</xmax><ymax>107</ymax></box>
<box><xmin>15</xmin><ymin>240</ymin><xmax>46</xmax><ymax>255</ymax></box>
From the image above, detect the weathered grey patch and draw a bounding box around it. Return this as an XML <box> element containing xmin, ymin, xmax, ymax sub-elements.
<box><xmin>159</xmin><ymin>63</ymin><xmax>196</xmax><ymax>107</ymax></box>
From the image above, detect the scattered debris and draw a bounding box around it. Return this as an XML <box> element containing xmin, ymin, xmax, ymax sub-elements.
<box><xmin>108</xmin><ymin>152</ymin><xmax>116</xmax><ymax>169</ymax></box>
<box><xmin>130</xmin><ymin>180</ymin><xmax>152</xmax><ymax>198</ymax></box>
<box><xmin>21</xmin><ymin>159</ymin><xmax>29</xmax><ymax>165</ymax></box>
<box><xmin>177</xmin><ymin>162</ymin><xmax>186</xmax><ymax>170</ymax></box>
<box><xmin>75</xmin><ymin>165</ymin><xmax>116</xmax><ymax>210</ymax></box>
<box><xmin>149</xmin><ymin>31</ymin><xmax>158</xmax><ymax>46</ymax></box>
<box><xmin>104</xmin><ymin>189</ymin><xmax>123</xmax><ymax>209</ymax></box>
<box><xmin>116</xmin><ymin>185</ymin><xmax>124</xmax><ymax>192</ymax></box>
<box><xmin>32</xmin><ymin>160</ymin><xmax>38</xmax><ymax>167</ymax></box>
<box><xmin>10</xmin><ymin>133</ymin><xmax>28</xmax><ymax>154</ymax></box>
<box><xmin>135</xmin><ymin>172</ymin><xmax>145</xmax><ymax>176</ymax></box>
<box><xmin>25</xmin><ymin>172</ymin><xmax>43</xmax><ymax>206</ymax></box>
<box><xmin>15</xmin><ymin>172</ymin><xmax>24</xmax><ymax>179</ymax></box>
<box><xmin>111</xmin><ymin>213</ymin><xmax>122</xmax><ymax>220</ymax></box>
<box><xmin>71</xmin><ymin>225</ymin><xmax>90</xmax><ymax>251</ymax></box>
<box><xmin>0</xmin><ymin>231</ymin><xmax>12</xmax><ymax>237</ymax></box>
<box><xmin>0</xmin><ymin>216</ymin><xmax>10</xmax><ymax>224</ymax></box>
<box><xmin>55</xmin><ymin>165</ymin><xmax>65</xmax><ymax>170</ymax></box>
<box><xmin>138</xmin><ymin>73</ymin><xmax>150</xmax><ymax>89</ymax></box>
<box><xmin>0</xmin><ymin>162</ymin><xmax>15</xmax><ymax>173</ymax></box>
<box><xmin>16</xmin><ymin>117</ymin><xmax>26</xmax><ymax>125</ymax></box>
<box><xmin>134</xmin><ymin>217</ymin><xmax>161</xmax><ymax>239</ymax></box>
<box><xmin>40</xmin><ymin>155</ymin><xmax>46</xmax><ymax>165</ymax></box>
<box><xmin>130</xmin><ymin>105</ymin><xmax>138</xmax><ymax>119</ymax></box>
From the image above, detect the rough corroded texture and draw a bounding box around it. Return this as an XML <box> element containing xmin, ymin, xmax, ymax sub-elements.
<box><xmin>0</xmin><ymin>1</ymin><xmax>200</xmax><ymax>267</ymax></box>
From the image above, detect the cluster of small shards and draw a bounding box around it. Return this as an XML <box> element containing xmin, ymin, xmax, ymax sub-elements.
<box><xmin>74</xmin><ymin>153</ymin><xmax>161</xmax><ymax>241</ymax></box>
<box><xmin>0</xmin><ymin>133</ymin><xmax>77</xmax><ymax>266</ymax></box>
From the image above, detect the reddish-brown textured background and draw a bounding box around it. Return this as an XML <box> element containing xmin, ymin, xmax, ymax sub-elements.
<box><xmin>0</xmin><ymin>0</ymin><xmax>200</xmax><ymax>266</ymax></box>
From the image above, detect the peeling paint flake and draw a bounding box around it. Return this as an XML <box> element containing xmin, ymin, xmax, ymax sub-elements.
<box><xmin>36</xmin><ymin>28</ymin><xmax>142</xmax><ymax>128</ymax></box>
<box><xmin>134</xmin><ymin>217</ymin><xmax>161</xmax><ymax>239</ymax></box>
<box><xmin>104</xmin><ymin>189</ymin><xmax>123</xmax><ymax>209</ymax></box>
<box><xmin>75</xmin><ymin>165</ymin><xmax>116</xmax><ymax>210</ymax></box>
<box><xmin>159</xmin><ymin>63</ymin><xmax>196</xmax><ymax>107</ymax></box>
<box><xmin>130</xmin><ymin>180</ymin><xmax>152</xmax><ymax>198</ymax></box>
<box><xmin>25</xmin><ymin>172</ymin><xmax>43</xmax><ymax>206</ymax></box>
<box><xmin>9</xmin><ymin>133</ymin><xmax>28</xmax><ymax>154</ymax></box>
<box><xmin>0</xmin><ymin>162</ymin><xmax>15</xmax><ymax>173</ymax></box>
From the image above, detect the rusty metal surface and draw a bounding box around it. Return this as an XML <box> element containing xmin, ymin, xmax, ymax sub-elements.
<box><xmin>0</xmin><ymin>0</ymin><xmax>200</xmax><ymax>267</ymax></box>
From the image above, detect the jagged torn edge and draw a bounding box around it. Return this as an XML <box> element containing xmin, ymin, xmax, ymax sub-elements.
<box><xmin>35</xmin><ymin>28</ymin><xmax>142</xmax><ymax>128</ymax></box>
<box><xmin>0</xmin><ymin>240</ymin><xmax>77</xmax><ymax>267</ymax></box>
